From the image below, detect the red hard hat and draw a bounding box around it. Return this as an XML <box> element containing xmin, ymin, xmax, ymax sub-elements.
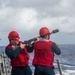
<box><xmin>39</xmin><ymin>27</ymin><xmax>50</xmax><ymax>36</ymax></box>
<box><xmin>8</xmin><ymin>31</ymin><xmax>20</xmax><ymax>40</ymax></box>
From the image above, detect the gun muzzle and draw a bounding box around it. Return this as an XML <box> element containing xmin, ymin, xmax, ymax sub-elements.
<box><xmin>50</xmin><ymin>29</ymin><xmax>59</xmax><ymax>34</ymax></box>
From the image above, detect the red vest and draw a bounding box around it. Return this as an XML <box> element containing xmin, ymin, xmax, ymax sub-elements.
<box><xmin>7</xmin><ymin>42</ymin><xmax>30</xmax><ymax>67</ymax></box>
<box><xmin>32</xmin><ymin>40</ymin><xmax>54</xmax><ymax>67</ymax></box>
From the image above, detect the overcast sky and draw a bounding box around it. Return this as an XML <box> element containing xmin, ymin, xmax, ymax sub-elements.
<box><xmin>0</xmin><ymin>0</ymin><xmax>75</xmax><ymax>46</ymax></box>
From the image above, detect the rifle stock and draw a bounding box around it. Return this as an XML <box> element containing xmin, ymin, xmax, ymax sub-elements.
<box><xmin>24</xmin><ymin>29</ymin><xmax>59</xmax><ymax>46</ymax></box>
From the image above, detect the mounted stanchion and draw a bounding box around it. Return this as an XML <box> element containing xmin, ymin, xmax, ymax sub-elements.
<box><xmin>57</xmin><ymin>59</ymin><xmax>62</xmax><ymax>75</ymax></box>
<box><xmin>1</xmin><ymin>52</ymin><xmax>7</xmax><ymax>75</ymax></box>
<box><xmin>0</xmin><ymin>52</ymin><xmax>4</xmax><ymax>75</ymax></box>
<box><xmin>3</xmin><ymin>52</ymin><xmax>8</xmax><ymax>75</ymax></box>
<box><xmin>0</xmin><ymin>53</ymin><xmax>3</xmax><ymax>75</ymax></box>
<box><xmin>0</xmin><ymin>52</ymin><xmax>8</xmax><ymax>75</ymax></box>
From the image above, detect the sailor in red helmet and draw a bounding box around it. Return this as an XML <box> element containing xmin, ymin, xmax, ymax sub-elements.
<box><xmin>32</xmin><ymin>27</ymin><xmax>61</xmax><ymax>75</ymax></box>
<box><xmin>5</xmin><ymin>31</ymin><xmax>33</xmax><ymax>75</ymax></box>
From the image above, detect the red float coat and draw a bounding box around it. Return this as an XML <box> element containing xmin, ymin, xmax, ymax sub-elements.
<box><xmin>32</xmin><ymin>40</ymin><xmax>54</xmax><ymax>68</ymax></box>
<box><xmin>7</xmin><ymin>42</ymin><xmax>30</xmax><ymax>67</ymax></box>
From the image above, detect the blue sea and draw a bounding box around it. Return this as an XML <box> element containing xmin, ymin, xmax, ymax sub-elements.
<box><xmin>0</xmin><ymin>44</ymin><xmax>75</xmax><ymax>75</ymax></box>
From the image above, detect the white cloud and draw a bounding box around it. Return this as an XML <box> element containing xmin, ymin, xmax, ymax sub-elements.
<box><xmin>17</xmin><ymin>8</ymin><xmax>38</xmax><ymax>31</ymax></box>
<box><xmin>0</xmin><ymin>0</ymin><xmax>9</xmax><ymax>8</ymax></box>
<box><xmin>0</xmin><ymin>7</ymin><xmax>75</xmax><ymax>34</ymax></box>
<box><xmin>59</xmin><ymin>0</ymin><xmax>75</xmax><ymax>8</ymax></box>
<box><xmin>0</xmin><ymin>8</ymin><xmax>37</xmax><ymax>32</ymax></box>
<box><xmin>0</xmin><ymin>0</ymin><xmax>75</xmax><ymax>45</ymax></box>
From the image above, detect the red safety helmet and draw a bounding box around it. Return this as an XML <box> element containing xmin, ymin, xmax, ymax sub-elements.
<box><xmin>39</xmin><ymin>27</ymin><xmax>50</xmax><ymax>36</ymax></box>
<box><xmin>8</xmin><ymin>31</ymin><xmax>20</xmax><ymax>40</ymax></box>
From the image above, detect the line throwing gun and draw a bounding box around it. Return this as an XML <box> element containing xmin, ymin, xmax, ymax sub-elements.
<box><xmin>24</xmin><ymin>29</ymin><xmax>59</xmax><ymax>46</ymax></box>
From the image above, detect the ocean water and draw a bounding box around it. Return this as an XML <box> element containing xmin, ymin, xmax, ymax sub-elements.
<box><xmin>0</xmin><ymin>44</ymin><xmax>75</xmax><ymax>75</ymax></box>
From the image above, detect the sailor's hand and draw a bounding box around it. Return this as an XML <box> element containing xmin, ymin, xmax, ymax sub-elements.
<box><xmin>55</xmin><ymin>43</ymin><xmax>59</xmax><ymax>47</ymax></box>
<box><xmin>20</xmin><ymin>43</ymin><xmax>26</xmax><ymax>49</ymax></box>
<box><xmin>35</xmin><ymin>37</ymin><xmax>40</xmax><ymax>41</ymax></box>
